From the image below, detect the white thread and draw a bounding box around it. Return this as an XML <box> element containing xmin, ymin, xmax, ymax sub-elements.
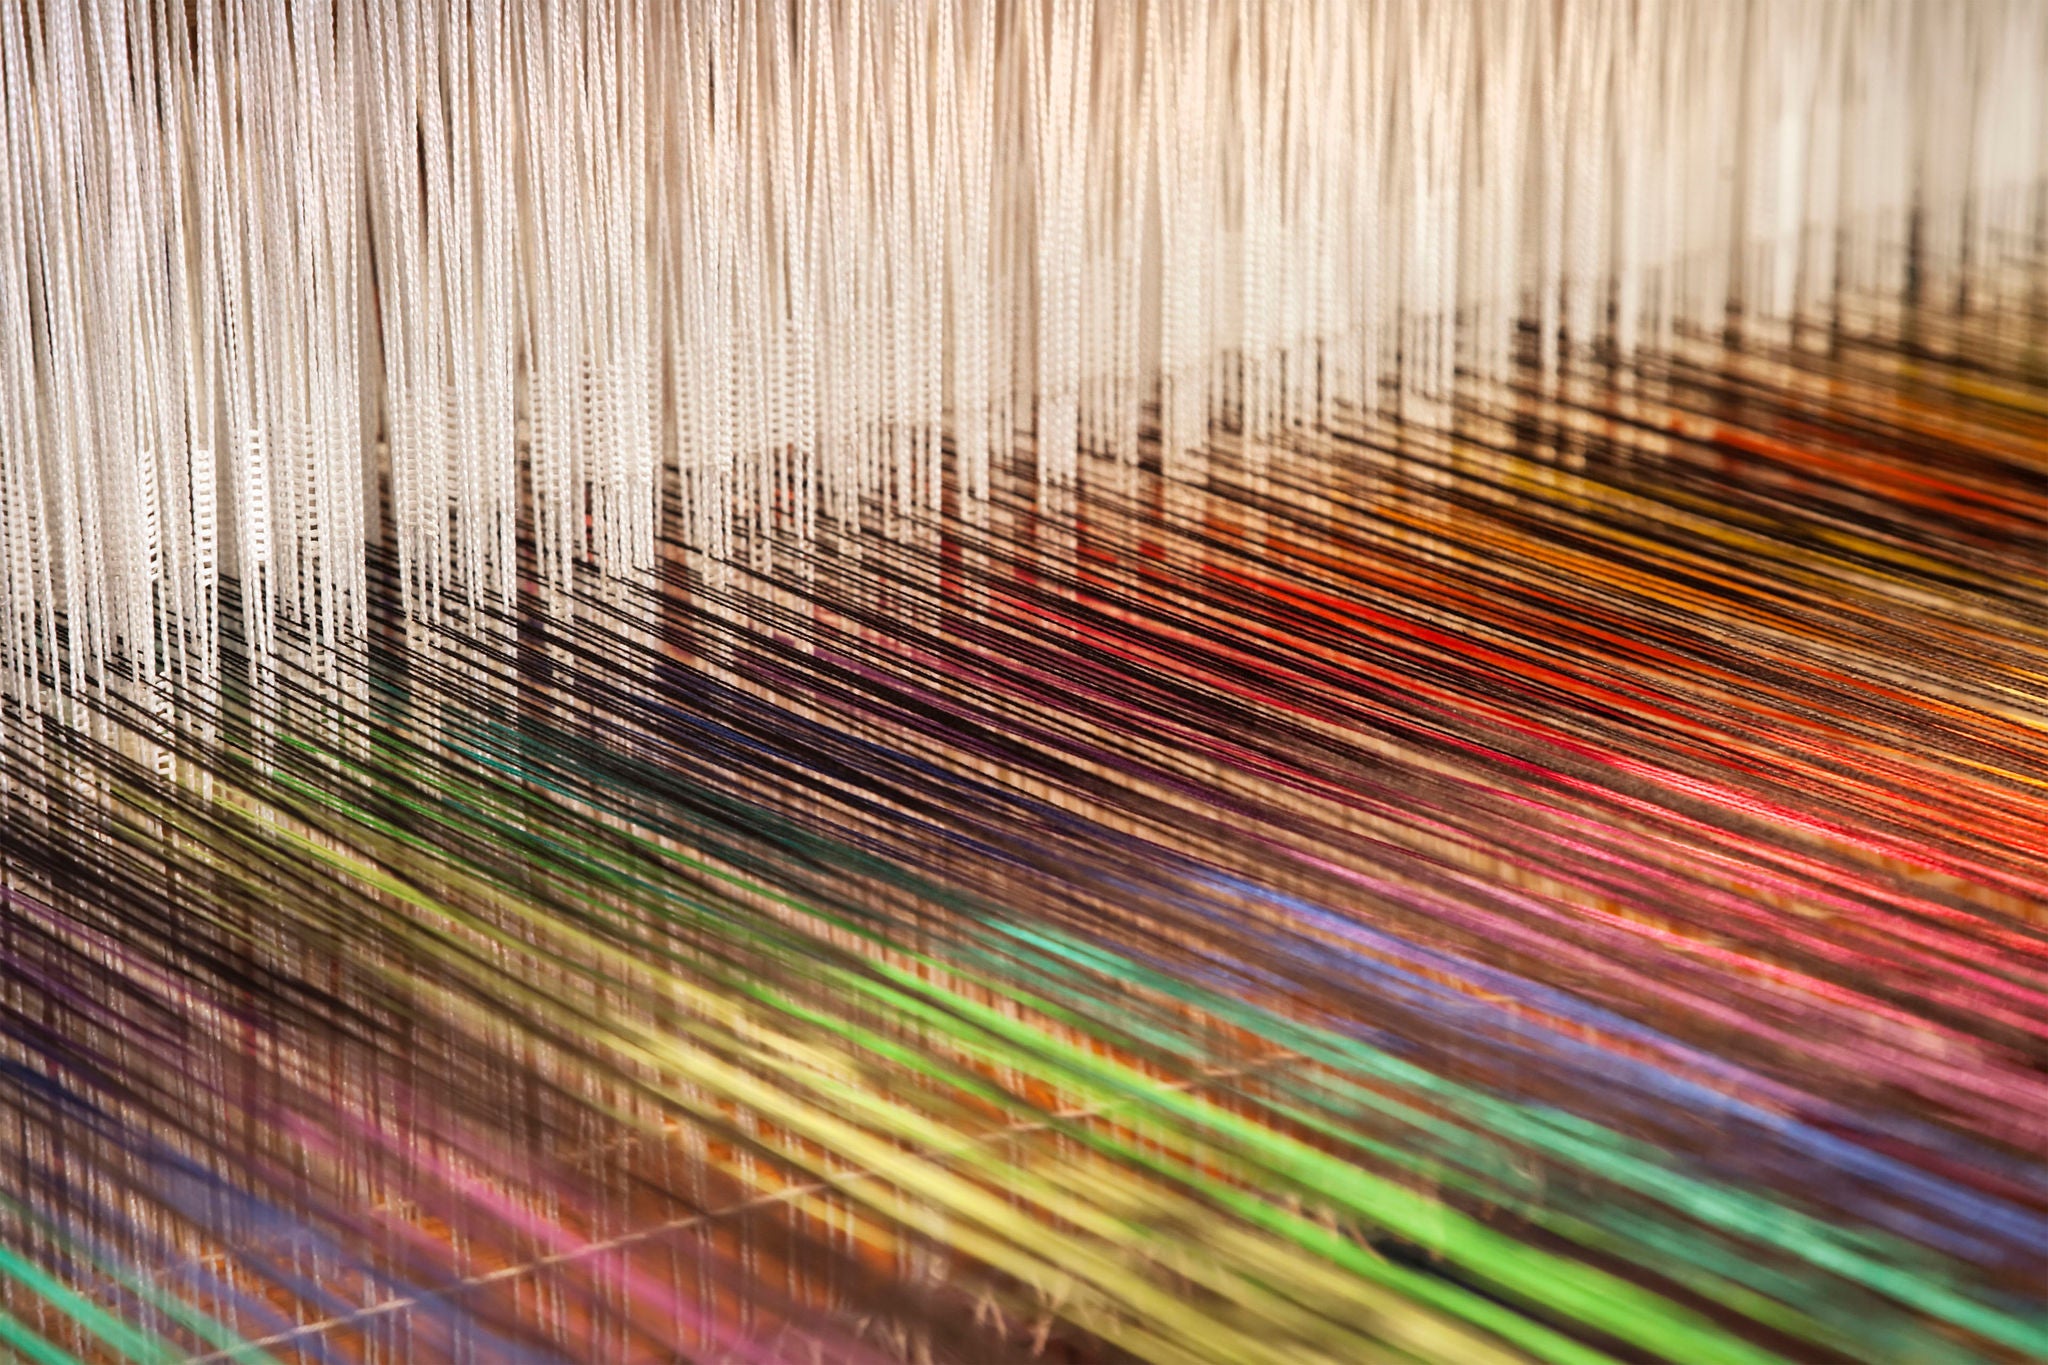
<box><xmin>0</xmin><ymin>0</ymin><xmax>2033</xmax><ymax>727</ymax></box>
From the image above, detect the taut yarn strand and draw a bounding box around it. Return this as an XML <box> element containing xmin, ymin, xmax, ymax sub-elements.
<box><xmin>0</xmin><ymin>0</ymin><xmax>2042</xmax><ymax>706</ymax></box>
<box><xmin>0</xmin><ymin>3</ymin><xmax>2045</xmax><ymax>1364</ymax></box>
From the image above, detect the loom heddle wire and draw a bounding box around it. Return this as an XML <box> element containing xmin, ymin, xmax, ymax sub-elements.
<box><xmin>1</xmin><ymin>0</ymin><xmax>2045</xmax><ymax>704</ymax></box>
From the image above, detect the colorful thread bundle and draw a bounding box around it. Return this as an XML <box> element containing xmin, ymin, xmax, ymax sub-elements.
<box><xmin>4</xmin><ymin>313</ymin><xmax>2046</xmax><ymax>1362</ymax></box>
<box><xmin>2</xmin><ymin>3</ymin><xmax>2046</xmax><ymax>1364</ymax></box>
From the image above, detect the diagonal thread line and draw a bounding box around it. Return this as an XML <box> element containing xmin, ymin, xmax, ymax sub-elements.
<box><xmin>183</xmin><ymin>1053</ymin><xmax>1302</xmax><ymax>1362</ymax></box>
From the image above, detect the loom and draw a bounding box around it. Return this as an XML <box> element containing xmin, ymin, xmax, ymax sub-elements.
<box><xmin>0</xmin><ymin>1</ymin><xmax>2044</xmax><ymax>1362</ymax></box>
